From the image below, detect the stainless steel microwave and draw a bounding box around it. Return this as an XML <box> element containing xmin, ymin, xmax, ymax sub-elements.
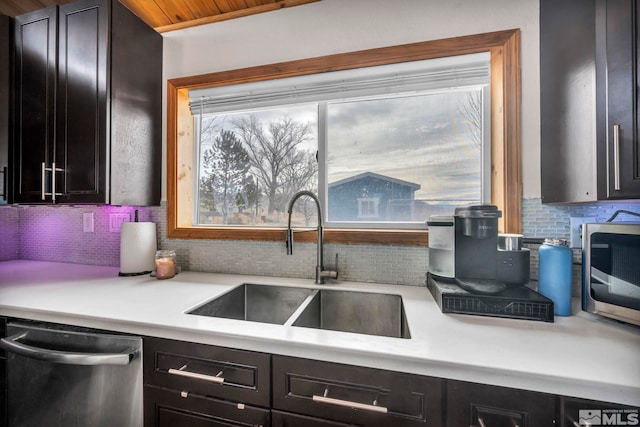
<box><xmin>582</xmin><ymin>222</ymin><xmax>640</xmax><ymax>326</ymax></box>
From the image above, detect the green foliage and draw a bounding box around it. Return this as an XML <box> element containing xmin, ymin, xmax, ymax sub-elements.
<box><xmin>201</xmin><ymin>129</ymin><xmax>251</xmax><ymax>222</ymax></box>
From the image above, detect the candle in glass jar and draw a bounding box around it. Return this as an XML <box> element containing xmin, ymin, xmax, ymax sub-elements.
<box><xmin>155</xmin><ymin>250</ymin><xmax>176</xmax><ymax>279</ymax></box>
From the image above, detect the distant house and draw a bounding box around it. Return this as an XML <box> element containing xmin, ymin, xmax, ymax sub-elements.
<box><xmin>328</xmin><ymin>172</ymin><xmax>421</xmax><ymax>222</ymax></box>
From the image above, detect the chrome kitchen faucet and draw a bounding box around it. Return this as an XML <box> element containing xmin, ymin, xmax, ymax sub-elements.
<box><xmin>286</xmin><ymin>191</ymin><xmax>338</xmax><ymax>284</ymax></box>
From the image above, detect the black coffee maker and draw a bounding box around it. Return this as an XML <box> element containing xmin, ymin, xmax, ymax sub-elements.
<box><xmin>453</xmin><ymin>205</ymin><xmax>529</xmax><ymax>294</ymax></box>
<box><xmin>427</xmin><ymin>206</ymin><xmax>551</xmax><ymax>322</ymax></box>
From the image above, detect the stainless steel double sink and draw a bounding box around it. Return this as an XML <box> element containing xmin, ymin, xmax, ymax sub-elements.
<box><xmin>187</xmin><ymin>284</ymin><xmax>411</xmax><ymax>339</ymax></box>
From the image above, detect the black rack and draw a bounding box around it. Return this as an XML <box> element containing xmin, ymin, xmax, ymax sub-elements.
<box><xmin>426</xmin><ymin>273</ymin><xmax>554</xmax><ymax>323</ymax></box>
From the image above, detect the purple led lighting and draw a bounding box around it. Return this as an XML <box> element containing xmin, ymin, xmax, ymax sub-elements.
<box><xmin>17</xmin><ymin>205</ymin><xmax>154</xmax><ymax>266</ymax></box>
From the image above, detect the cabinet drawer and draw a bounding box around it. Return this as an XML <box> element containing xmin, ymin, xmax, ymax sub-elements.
<box><xmin>273</xmin><ymin>409</ymin><xmax>356</xmax><ymax>426</ymax></box>
<box><xmin>273</xmin><ymin>355</ymin><xmax>443</xmax><ymax>427</ymax></box>
<box><xmin>144</xmin><ymin>337</ymin><xmax>270</xmax><ymax>407</ymax></box>
<box><xmin>446</xmin><ymin>380</ymin><xmax>556</xmax><ymax>427</ymax></box>
<box><xmin>559</xmin><ymin>396</ymin><xmax>639</xmax><ymax>427</ymax></box>
<box><xmin>144</xmin><ymin>385</ymin><xmax>270</xmax><ymax>427</ymax></box>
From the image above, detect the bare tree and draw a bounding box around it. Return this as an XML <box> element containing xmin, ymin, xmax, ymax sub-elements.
<box><xmin>199</xmin><ymin>115</ymin><xmax>222</xmax><ymax>148</ymax></box>
<box><xmin>457</xmin><ymin>90</ymin><xmax>483</xmax><ymax>150</ymax></box>
<box><xmin>233</xmin><ymin>114</ymin><xmax>316</xmax><ymax>214</ymax></box>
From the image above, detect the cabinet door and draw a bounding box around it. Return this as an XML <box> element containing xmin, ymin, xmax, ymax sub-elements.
<box><xmin>56</xmin><ymin>0</ymin><xmax>107</xmax><ymax>203</ymax></box>
<box><xmin>144</xmin><ymin>385</ymin><xmax>270</xmax><ymax>427</ymax></box>
<box><xmin>540</xmin><ymin>0</ymin><xmax>598</xmax><ymax>203</ymax></box>
<box><xmin>446</xmin><ymin>380</ymin><xmax>556</xmax><ymax>427</ymax></box>
<box><xmin>0</xmin><ymin>14</ymin><xmax>10</xmax><ymax>205</ymax></box>
<box><xmin>13</xmin><ymin>7</ymin><xmax>57</xmax><ymax>204</ymax></box>
<box><xmin>597</xmin><ymin>0</ymin><xmax>640</xmax><ymax>199</ymax></box>
<box><xmin>273</xmin><ymin>355</ymin><xmax>443</xmax><ymax>427</ymax></box>
<box><xmin>1</xmin><ymin>317</ymin><xmax>6</xmax><ymax>427</ymax></box>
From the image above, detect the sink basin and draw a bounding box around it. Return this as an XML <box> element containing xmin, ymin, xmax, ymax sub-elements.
<box><xmin>187</xmin><ymin>284</ymin><xmax>314</xmax><ymax>325</ymax></box>
<box><xmin>292</xmin><ymin>290</ymin><xmax>411</xmax><ymax>339</ymax></box>
<box><xmin>188</xmin><ymin>284</ymin><xmax>410</xmax><ymax>339</ymax></box>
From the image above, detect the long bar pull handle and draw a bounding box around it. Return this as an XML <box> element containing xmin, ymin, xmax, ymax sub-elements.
<box><xmin>0</xmin><ymin>332</ymin><xmax>135</xmax><ymax>366</ymax></box>
<box><xmin>0</xmin><ymin>166</ymin><xmax>6</xmax><ymax>197</ymax></box>
<box><xmin>51</xmin><ymin>161</ymin><xmax>57</xmax><ymax>201</ymax></box>
<box><xmin>168</xmin><ymin>365</ymin><xmax>225</xmax><ymax>384</ymax></box>
<box><xmin>52</xmin><ymin>161</ymin><xmax>61</xmax><ymax>201</ymax></box>
<box><xmin>41</xmin><ymin>162</ymin><xmax>46</xmax><ymax>200</ymax></box>
<box><xmin>613</xmin><ymin>124</ymin><xmax>621</xmax><ymax>191</ymax></box>
<box><xmin>312</xmin><ymin>394</ymin><xmax>388</xmax><ymax>414</ymax></box>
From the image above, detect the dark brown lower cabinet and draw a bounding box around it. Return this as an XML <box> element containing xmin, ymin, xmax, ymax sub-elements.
<box><xmin>559</xmin><ymin>396</ymin><xmax>639</xmax><ymax>427</ymax></box>
<box><xmin>144</xmin><ymin>385</ymin><xmax>270</xmax><ymax>427</ymax></box>
<box><xmin>0</xmin><ymin>317</ymin><xmax>5</xmax><ymax>427</ymax></box>
<box><xmin>143</xmin><ymin>337</ymin><xmax>271</xmax><ymax>427</ymax></box>
<box><xmin>272</xmin><ymin>355</ymin><xmax>443</xmax><ymax>426</ymax></box>
<box><xmin>446</xmin><ymin>380</ymin><xmax>557</xmax><ymax>427</ymax></box>
<box><xmin>142</xmin><ymin>336</ymin><xmax>637</xmax><ymax>427</ymax></box>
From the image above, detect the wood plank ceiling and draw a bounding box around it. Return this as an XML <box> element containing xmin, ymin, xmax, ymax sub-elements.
<box><xmin>0</xmin><ymin>0</ymin><xmax>320</xmax><ymax>33</ymax></box>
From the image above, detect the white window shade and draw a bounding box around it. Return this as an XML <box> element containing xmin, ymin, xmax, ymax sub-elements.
<box><xmin>189</xmin><ymin>52</ymin><xmax>490</xmax><ymax>115</ymax></box>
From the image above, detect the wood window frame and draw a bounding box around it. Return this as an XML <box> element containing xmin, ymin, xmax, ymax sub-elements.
<box><xmin>166</xmin><ymin>29</ymin><xmax>521</xmax><ymax>246</ymax></box>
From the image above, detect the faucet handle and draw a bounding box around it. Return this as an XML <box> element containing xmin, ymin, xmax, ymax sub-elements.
<box><xmin>321</xmin><ymin>253</ymin><xmax>339</xmax><ymax>281</ymax></box>
<box><xmin>332</xmin><ymin>253</ymin><xmax>339</xmax><ymax>280</ymax></box>
<box><xmin>285</xmin><ymin>229</ymin><xmax>294</xmax><ymax>255</ymax></box>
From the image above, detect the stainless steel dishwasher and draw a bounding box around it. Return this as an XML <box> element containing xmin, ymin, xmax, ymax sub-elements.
<box><xmin>0</xmin><ymin>321</ymin><xmax>142</xmax><ymax>427</ymax></box>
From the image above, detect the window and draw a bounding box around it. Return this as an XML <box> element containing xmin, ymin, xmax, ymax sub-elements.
<box><xmin>358</xmin><ymin>198</ymin><xmax>380</xmax><ymax>219</ymax></box>
<box><xmin>190</xmin><ymin>53</ymin><xmax>489</xmax><ymax>229</ymax></box>
<box><xmin>192</xmin><ymin>104</ymin><xmax>318</xmax><ymax>227</ymax></box>
<box><xmin>324</xmin><ymin>86</ymin><xmax>490</xmax><ymax>229</ymax></box>
<box><xmin>167</xmin><ymin>30</ymin><xmax>522</xmax><ymax>245</ymax></box>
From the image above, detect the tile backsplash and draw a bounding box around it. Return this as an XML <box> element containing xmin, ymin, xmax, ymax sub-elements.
<box><xmin>2</xmin><ymin>205</ymin><xmax>153</xmax><ymax>266</ymax></box>
<box><xmin>0</xmin><ymin>206</ymin><xmax>18</xmax><ymax>261</ymax></box>
<box><xmin>1</xmin><ymin>199</ymin><xmax>639</xmax><ymax>286</ymax></box>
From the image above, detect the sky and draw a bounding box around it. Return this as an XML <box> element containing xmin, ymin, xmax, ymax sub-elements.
<box><xmin>326</xmin><ymin>89</ymin><xmax>482</xmax><ymax>202</ymax></box>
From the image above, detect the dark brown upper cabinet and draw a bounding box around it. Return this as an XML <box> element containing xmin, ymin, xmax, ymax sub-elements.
<box><xmin>13</xmin><ymin>0</ymin><xmax>162</xmax><ymax>205</ymax></box>
<box><xmin>0</xmin><ymin>14</ymin><xmax>10</xmax><ymax>205</ymax></box>
<box><xmin>541</xmin><ymin>0</ymin><xmax>640</xmax><ymax>202</ymax></box>
<box><xmin>595</xmin><ymin>0</ymin><xmax>640</xmax><ymax>200</ymax></box>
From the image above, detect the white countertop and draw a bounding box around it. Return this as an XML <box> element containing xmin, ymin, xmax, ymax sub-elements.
<box><xmin>0</xmin><ymin>260</ymin><xmax>639</xmax><ymax>406</ymax></box>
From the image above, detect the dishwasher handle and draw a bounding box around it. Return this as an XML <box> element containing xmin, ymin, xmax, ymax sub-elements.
<box><xmin>0</xmin><ymin>332</ymin><xmax>136</xmax><ymax>366</ymax></box>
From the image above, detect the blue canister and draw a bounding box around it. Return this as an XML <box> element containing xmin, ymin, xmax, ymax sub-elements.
<box><xmin>538</xmin><ymin>238</ymin><xmax>573</xmax><ymax>316</ymax></box>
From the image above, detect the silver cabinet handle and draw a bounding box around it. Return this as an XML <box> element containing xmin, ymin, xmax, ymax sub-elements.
<box><xmin>168</xmin><ymin>365</ymin><xmax>225</xmax><ymax>384</ymax></box>
<box><xmin>51</xmin><ymin>161</ymin><xmax>57</xmax><ymax>201</ymax></box>
<box><xmin>41</xmin><ymin>162</ymin><xmax>46</xmax><ymax>200</ymax></box>
<box><xmin>0</xmin><ymin>166</ymin><xmax>6</xmax><ymax>198</ymax></box>
<box><xmin>312</xmin><ymin>394</ymin><xmax>388</xmax><ymax>414</ymax></box>
<box><xmin>613</xmin><ymin>124</ymin><xmax>621</xmax><ymax>191</ymax></box>
<box><xmin>41</xmin><ymin>162</ymin><xmax>65</xmax><ymax>201</ymax></box>
<box><xmin>0</xmin><ymin>332</ymin><xmax>135</xmax><ymax>366</ymax></box>
<box><xmin>51</xmin><ymin>162</ymin><xmax>64</xmax><ymax>201</ymax></box>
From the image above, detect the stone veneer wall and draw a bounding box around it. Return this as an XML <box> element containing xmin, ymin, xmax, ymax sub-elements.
<box><xmin>4</xmin><ymin>199</ymin><xmax>640</xmax><ymax>286</ymax></box>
